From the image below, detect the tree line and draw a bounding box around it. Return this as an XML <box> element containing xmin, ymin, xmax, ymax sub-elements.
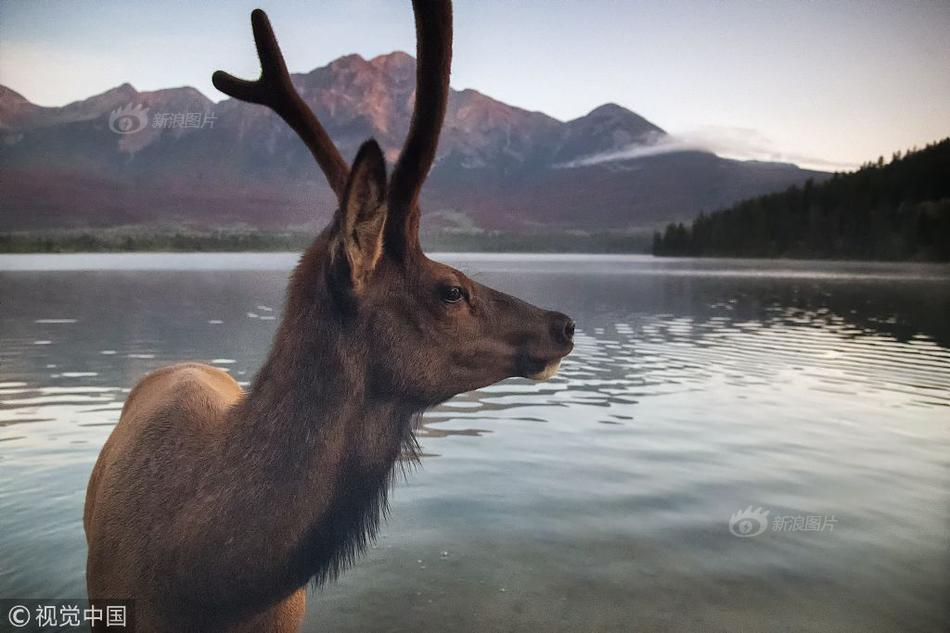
<box><xmin>653</xmin><ymin>138</ymin><xmax>950</xmax><ymax>261</ymax></box>
<box><xmin>0</xmin><ymin>228</ymin><xmax>653</xmax><ymax>254</ymax></box>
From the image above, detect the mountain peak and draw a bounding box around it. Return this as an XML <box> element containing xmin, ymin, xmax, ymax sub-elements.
<box><xmin>0</xmin><ymin>85</ymin><xmax>31</xmax><ymax>104</ymax></box>
<box><xmin>550</xmin><ymin>102</ymin><xmax>667</xmax><ymax>165</ymax></box>
<box><xmin>579</xmin><ymin>103</ymin><xmax>664</xmax><ymax>134</ymax></box>
<box><xmin>370</xmin><ymin>51</ymin><xmax>414</xmax><ymax>65</ymax></box>
<box><xmin>369</xmin><ymin>51</ymin><xmax>415</xmax><ymax>83</ymax></box>
<box><xmin>325</xmin><ymin>53</ymin><xmax>370</xmax><ymax>73</ymax></box>
<box><xmin>136</xmin><ymin>86</ymin><xmax>213</xmax><ymax>110</ymax></box>
<box><xmin>586</xmin><ymin>102</ymin><xmax>630</xmax><ymax>117</ymax></box>
<box><xmin>0</xmin><ymin>85</ymin><xmax>46</xmax><ymax>132</ymax></box>
<box><xmin>84</xmin><ymin>83</ymin><xmax>138</xmax><ymax>102</ymax></box>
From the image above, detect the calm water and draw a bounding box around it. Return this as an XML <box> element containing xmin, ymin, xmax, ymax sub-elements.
<box><xmin>1</xmin><ymin>253</ymin><xmax>949</xmax><ymax>633</ymax></box>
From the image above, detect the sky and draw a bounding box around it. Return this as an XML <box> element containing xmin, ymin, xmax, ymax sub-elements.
<box><xmin>1</xmin><ymin>0</ymin><xmax>948</xmax><ymax>171</ymax></box>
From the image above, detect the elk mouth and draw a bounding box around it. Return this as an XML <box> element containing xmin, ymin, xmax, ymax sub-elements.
<box><xmin>520</xmin><ymin>355</ymin><xmax>565</xmax><ymax>382</ymax></box>
<box><xmin>527</xmin><ymin>359</ymin><xmax>562</xmax><ymax>381</ymax></box>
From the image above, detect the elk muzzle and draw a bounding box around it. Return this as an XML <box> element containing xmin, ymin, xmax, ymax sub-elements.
<box><xmin>520</xmin><ymin>311</ymin><xmax>575</xmax><ymax>381</ymax></box>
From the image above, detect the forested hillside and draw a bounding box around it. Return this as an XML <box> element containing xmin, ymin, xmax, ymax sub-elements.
<box><xmin>653</xmin><ymin>139</ymin><xmax>950</xmax><ymax>261</ymax></box>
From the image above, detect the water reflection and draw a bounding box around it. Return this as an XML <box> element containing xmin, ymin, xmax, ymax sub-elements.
<box><xmin>1</xmin><ymin>254</ymin><xmax>948</xmax><ymax>632</ymax></box>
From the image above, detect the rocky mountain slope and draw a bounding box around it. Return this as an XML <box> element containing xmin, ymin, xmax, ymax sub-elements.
<box><xmin>0</xmin><ymin>52</ymin><xmax>826</xmax><ymax>233</ymax></box>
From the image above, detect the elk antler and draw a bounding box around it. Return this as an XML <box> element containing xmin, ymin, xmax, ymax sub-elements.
<box><xmin>387</xmin><ymin>0</ymin><xmax>453</xmax><ymax>254</ymax></box>
<box><xmin>212</xmin><ymin>9</ymin><xmax>350</xmax><ymax>200</ymax></box>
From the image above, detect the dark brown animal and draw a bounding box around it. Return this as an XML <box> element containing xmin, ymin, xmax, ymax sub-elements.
<box><xmin>83</xmin><ymin>2</ymin><xmax>574</xmax><ymax>631</ymax></box>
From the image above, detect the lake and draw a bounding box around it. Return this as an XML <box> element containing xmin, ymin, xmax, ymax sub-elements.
<box><xmin>1</xmin><ymin>253</ymin><xmax>948</xmax><ymax>633</ymax></box>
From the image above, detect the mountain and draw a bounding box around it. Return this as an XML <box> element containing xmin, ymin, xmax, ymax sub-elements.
<box><xmin>0</xmin><ymin>52</ymin><xmax>827</xmax><ymax>234</ymax></box>
<box><xmin>552</xmin><ymin>103</ymin><xmax>664</xmax><ymax>166</ymax></box>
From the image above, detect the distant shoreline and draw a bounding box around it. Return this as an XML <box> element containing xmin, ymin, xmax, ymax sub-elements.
<box><xmin>0</xmin><ymin>229</ymin><xmax>654</xmax><ymax>255</ymax></box>
<box><xmin>3</xmin><ymin>253</ymin><xmax>949</xmax><ymax>280</ymax></box>
<box><xmin>5</xmin><ymin>229</ymin><xmax>947</xmax><ymax>262</ymax></box>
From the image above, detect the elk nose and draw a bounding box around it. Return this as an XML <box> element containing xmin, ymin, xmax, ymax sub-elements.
<box><xmin>552</xmin><ymin>314</ymin><xmax>576</xmax><ymax>345</ymax></box>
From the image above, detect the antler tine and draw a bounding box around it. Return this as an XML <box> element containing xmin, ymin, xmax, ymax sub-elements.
<box><xmin>212</xmin><ymin>9</ymin><xmax>350</xmax><ymax>200</ymax></box>
<box><xmin>387</xmin><ymin>0</ymin><xmax>453</xmax><ymax>246</ymax></box>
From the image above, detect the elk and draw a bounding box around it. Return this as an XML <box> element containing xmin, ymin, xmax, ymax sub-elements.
<box><xmin>83</xmin><ymin>2</ymin><xmax>574</xmax><ymax>631</ymax></box>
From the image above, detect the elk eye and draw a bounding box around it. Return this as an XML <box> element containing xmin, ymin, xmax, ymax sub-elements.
<box><xmin>440</xmin><ymin>285</ymin><xmax>464</xmax><ymax>304</ymax></box>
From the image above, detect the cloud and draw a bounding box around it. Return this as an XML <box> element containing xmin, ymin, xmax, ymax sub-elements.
<box><xmin>556</xmin><ymin>132</ymin><xmax>697</xmax><ymax>167</ymax></box>
<box><xmin>678</xmin><ymin>127</ymin><xmax>861</xmax><ymax>171</ymax></box>
<box><xmin>558</xmin><ymin>126</ymin><xmax>860</xmax><ymax>172</ymax></box>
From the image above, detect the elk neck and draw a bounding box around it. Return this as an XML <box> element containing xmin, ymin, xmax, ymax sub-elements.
<box><xmin>218</xmin><ymin>242</ymin><xmax>419</xmax><ymax>595</ymax></box>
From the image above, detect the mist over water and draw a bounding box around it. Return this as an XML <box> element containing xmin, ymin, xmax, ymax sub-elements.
<box><xmin>1</xmin><ymin>254</ymin><xmax>948</xmax><ymax>633</ymax></box>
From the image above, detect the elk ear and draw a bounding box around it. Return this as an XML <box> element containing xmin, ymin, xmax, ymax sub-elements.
<box><xmin>334</xmin><ymin>139</ymin><xmax>388</xmax><ymax>292</ymax></box>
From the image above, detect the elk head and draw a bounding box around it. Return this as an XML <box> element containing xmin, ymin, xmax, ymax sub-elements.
<box><xmin>213</xmin><ymin>1</ymin><xmax>574</xmax><ymax>409</ymax></box>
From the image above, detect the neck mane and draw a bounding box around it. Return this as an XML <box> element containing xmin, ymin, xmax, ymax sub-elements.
<box><xmin>217</xmin><ymin>244</ymin><xmax>419</xmax><ymax>604</ymax></box>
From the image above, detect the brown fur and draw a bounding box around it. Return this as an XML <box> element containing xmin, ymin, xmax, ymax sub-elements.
<box><xmin>84</xmin><ymin>3</ymin><xmax>574</xmax><ymax>631</ymax></box>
